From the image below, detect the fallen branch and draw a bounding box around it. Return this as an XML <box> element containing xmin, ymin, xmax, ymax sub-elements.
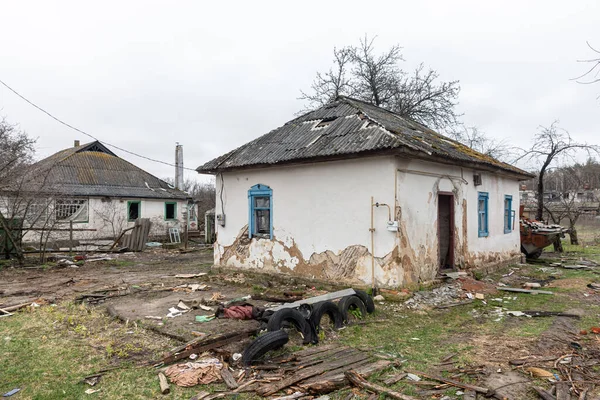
<box><xmin>533</xmin><ymin>387</ymin><xmax>556</xmax><ymax>400</ymax></box>
<box><xmin>406</xmin><ymin>370</ymin><xmax>489</xmax><ymax>395</ymax></box>
<box><xmin>345</xmin><ymin>370</ymin><xmax>418</xmax><ymax>400</ymax></box>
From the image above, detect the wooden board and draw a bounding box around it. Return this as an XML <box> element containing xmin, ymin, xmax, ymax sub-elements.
<box><xmin>257</xmin><ymin>349</ymin><xmax>371</xmax><ymax>396</ymax></box>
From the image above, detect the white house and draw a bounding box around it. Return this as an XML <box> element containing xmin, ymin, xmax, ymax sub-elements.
<box><xmin>4</xmin><ymin>141</ymin><xmax>195</xmax><ymax>245</ymax></box>
<box><xmin>197</xmin><ymin>97</ymin><xmax>533</xmax><ymax>288</ymax></box>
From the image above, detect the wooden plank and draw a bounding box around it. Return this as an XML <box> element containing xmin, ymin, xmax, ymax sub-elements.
<box><xmin>298</xmin><ymin>357</ymin><xmax>374</xmax><ymax>387</ymax></box>
<box><xmin>220</xmin><ymin>368</ymin><xmax>239</xmax><ymax>389</ymax></box>
<box><xmin>345</xmin><ymin>370</ymin><xmax>418</xmax><ymax>400</ymax></box>
<box><xmin>160</xmin><ymin>328</ymin><xmax>259</xmax><ymax>365</ymax></box>
<box><xmin>497</xmin><ymin>287</ymin><xmax>553</xmax><ymax>295</ymax></box>
<box><xmin>257</xmin><ymin>350</ymin><xmax>371</xmax><ymax>396</ymax></box>
<box><xmin>293</xmin><ymin>344</ymin><xmax>344</xmax><ymax>360</ymax></box>
<box><xmin>384</xmin><ymin>373</ymin><xmax>407</xmax><ymax>386</ymax></box>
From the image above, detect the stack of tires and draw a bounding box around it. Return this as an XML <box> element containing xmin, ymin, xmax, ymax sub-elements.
<box><xmin>242</xmin><ymin>289</ymin><xmax>375</xmax><ymax>366</ymax></box>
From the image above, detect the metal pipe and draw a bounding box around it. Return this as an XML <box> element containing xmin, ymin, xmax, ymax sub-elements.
<box><xmin>370</xmin><ymin>196</ymin><xmax>376</xmax><ymax>295</ymax></box>
<box><xmin>374</xmin><ymin>202</ymin><xmax>392</xmax><ymax>221</ymax></box>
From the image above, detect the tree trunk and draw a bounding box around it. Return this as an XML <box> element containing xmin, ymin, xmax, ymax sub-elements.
<box><xmin>553</xmin><ymin>236</ymin><xmax>564</xmax><ymax>252</ymax></box>
<box><xmin>536</xmin><ymin>174</ymin><xmax>545</xmax><ymax>221</ymax></box>
<box><xmin>570</xmin><ymin>226</ymin><xmax>579</xmax><ymax>245</ymax></box>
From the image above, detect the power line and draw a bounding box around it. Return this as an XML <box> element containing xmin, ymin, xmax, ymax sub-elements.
<box><xmin>0</xmin><ymin>78</ymin><xmax>198</xmax><ymax>171</ymax></box>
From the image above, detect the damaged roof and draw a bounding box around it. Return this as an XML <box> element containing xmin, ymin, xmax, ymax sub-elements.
<box><xmin>197</xmin><ymin>96</ymin><xmax>533</xmax><ymax>178</ymax></box>
<box><xmin>19</xmin><ymin>141</ymin><xmax>189</xmax><ymax>199</ymax></box>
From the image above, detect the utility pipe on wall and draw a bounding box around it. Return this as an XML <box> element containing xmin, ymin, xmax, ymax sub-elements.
<box><xmin>369</xmin><ymin>199</ymin><xmax>393</xmax><ymax>296</ymax></box>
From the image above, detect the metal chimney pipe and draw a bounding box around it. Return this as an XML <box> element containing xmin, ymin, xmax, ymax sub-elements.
<box><xmin>175</xmin><ymin>143</ymin><xmax>184</xmax><ymax>190</ymax></box>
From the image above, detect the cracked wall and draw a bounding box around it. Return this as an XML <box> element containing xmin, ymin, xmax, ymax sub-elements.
<box><xmin>213</xmin><ymin>156</ymin><xmax>522</xmax><ymax>288</ymax></box>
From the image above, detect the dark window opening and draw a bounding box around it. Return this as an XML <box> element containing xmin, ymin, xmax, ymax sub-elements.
<box><xmin>165</xmin><ymin>202</ymin><xmax>176</xmax><ymax>220</ymax></box>
<box><xmin>128</xmin><ymin>201</ymin><xmax>140</xmax><ymax>221</ymax></box>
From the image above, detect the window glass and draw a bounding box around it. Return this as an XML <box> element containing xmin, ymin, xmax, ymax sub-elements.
<box><xmin>478</xmin><ymin>192</ymin><xmax>488</xmax><ymax>237</ymax></box>
<box><xmin>248</xmin><ymin>184</ymin><xmax>272</xmax><ymax>238</ymax></box>
<box><xmin>255</xmin><ymin>209</ymin><xmax>270</xmax><ymax>234</ymax></box>
<box><xmin>254</xmin><ymin>197</ymin><xmax>270</xmax><ymax>208</ymax></box>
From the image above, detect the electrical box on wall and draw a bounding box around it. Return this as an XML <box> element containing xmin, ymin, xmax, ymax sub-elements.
<box><xmin>387</xmin><ymin>220</ymin><xmax>399</xmax><ymax>232</ymax></box>
<box><xmin>217</xmin><ymin>214</ymin><xmax>226</xmax><ymax>227</ymax></box>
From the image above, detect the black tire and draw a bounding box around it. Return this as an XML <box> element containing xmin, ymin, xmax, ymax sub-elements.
<box><xmin>353</xmin><ymin>289</ymin><xmax>375</xmax><ymax>314</ymax></box>
<box><xmin>338</xmin><ymin>295</ymin><xmax>367</xmax><ymax>323</ymax></box>
<box><xmin>241</xmin><ymin>330</ymin><xmax>289</xmax><ymax>366</ymax></box>
<box><xmin>267</xmin><ymin>308</ymin><xmax>312</xmax><ymax>344</ymax></box>
<box><xmin>310</xmin><ymin>301</ymin><xmax>343</xmax><ymax>333</ymax></box>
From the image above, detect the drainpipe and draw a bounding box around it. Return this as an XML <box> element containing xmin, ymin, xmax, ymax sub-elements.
<box><xmin>370</xmin><ymin>196</ymin><xmax>376</xmax><ymax>296</ymax></box>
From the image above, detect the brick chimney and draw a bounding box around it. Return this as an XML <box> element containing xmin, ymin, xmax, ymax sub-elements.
<box><xmin>74</xmin><ymin>140</ymin><xmax>80</xmax><ymax>147</ymax></box>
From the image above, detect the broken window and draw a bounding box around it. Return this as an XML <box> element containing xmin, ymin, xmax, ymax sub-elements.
<box><xmin>165</xmin><ymin>202</ymin><xmax>177</xmax><ymax>220</ymax></box>
<box><xmin>504</xmin><ymin>195</ymin><xmax>513</xmax><ymax>234</ymax></box>
<box><xmin>55</xmin><ymin>199</ymin><xmax>88</xmax><ymax>222</ymax></box>
<box><xmin>128</xmin><ymin>201</ymin><xmax>141</xmax><ymax>221</ymax></box>
<box><xmin>478</xmin><ymin>192</ymin><xmax>489</xmax><ymax>237</ymax></box>
<box><xmin>248</xmin><ymin>184</ymin><xmax>272</xmax><ymax>239</ymax></box>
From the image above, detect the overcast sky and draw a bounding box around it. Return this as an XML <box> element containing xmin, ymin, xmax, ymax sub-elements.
<box><xmin>0</xmin><ymin>1</ymin><xmax>598</xmax><ymax>183</ymax></box>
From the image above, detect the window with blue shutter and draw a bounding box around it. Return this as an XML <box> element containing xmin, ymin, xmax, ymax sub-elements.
<box><xmin>478</xmin><ymin>192</ymin><xmax>489</xmax><ymax>237</ymax></box>
<box><xmin>248</xmin><ymin>184</ymin><xmax>273</xmax><ymax>239</ymax></box>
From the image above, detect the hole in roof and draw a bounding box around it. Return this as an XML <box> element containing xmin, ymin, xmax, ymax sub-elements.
<box><xmin>314</xmin><ymin>117</ymin><xmax>337</xmax><ymax>128</ymax></box>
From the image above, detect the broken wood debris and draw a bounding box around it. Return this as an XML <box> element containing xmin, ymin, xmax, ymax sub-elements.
<box><xmin>405</xmin><ymin>370</ymin><xmax>490</xmax><ymax>395</ymax></box>
<box><xmin>345</xmin><ymin>370</ymin><xmax>418</xmax><ymax>400</ymax></box>
<box><xmin>159</xmin><ymin>328</ymin><xmax>259</xmax><ymax>365</ymax></box>
<box><xmin>158</xmin><ymin>372</ymin><xmax>170</xmax><ymax>394</ymax></box>
<box><xmin>497</xmin><ymin>287</ymin><xmax>554</xmax><ymax>295</ymax></box>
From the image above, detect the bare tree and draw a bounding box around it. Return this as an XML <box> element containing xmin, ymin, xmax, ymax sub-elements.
<box><xmin>449</xmin><ymin>125</ymin><xmax>513</xmax><ymax>161</ymax></box>
<box><xmin>0</xmin><ymin>118</ymin><xmax>36</xmax><ymax>260</ymax></box>
<box><xmin>299</xmin><ymin>47</ymin><xmax>355</xmax><ymax>108</ymax></box>
<box><xmin>574</xmin><ymin>41</ymin><xmax>600</xmax><ymax>86</ymax></box>
<box><xmin>299</xmin><ymin>35</ymin><xmax>461</xmax><ymax>131</ymax></box>
<box><xmin>515</xmin><ymin>122</ymin><xmax>600</xmax><ymax>221</ymax></box>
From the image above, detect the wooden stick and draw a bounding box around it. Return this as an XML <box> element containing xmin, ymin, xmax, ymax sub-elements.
<box><xmin>406</xmin><ymin>370</ymin><xmax>489</xmax><ymax>395</ymax></box>
<box><xmin>345</xmin><ymin>370</ymin><xmax>418</xmax><ymax>400</ymax></box>
<box><xmin>158</xmin><ymin>372</ymin><xmax>170</xmax><ymax>394</ymax></box>
<box><xmin>533</xmin><ymin>387</ymin><xmax>556</xmax><ymax>400</ymax></box>
<box><xmin>220</xmin><ymin>368</ymin><xmax>238</xmax><ymax>389</ymax></box>
<box><xmin>2</xmin><ymin>302</ymin><xmax>31</xmax><ymax>312</ymax></box>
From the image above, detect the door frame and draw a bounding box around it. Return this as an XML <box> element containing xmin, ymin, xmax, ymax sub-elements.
<box><xmin>438</xmin><ymin>192</ymin><xmax>455</xmax><ymax>268</ymax></box>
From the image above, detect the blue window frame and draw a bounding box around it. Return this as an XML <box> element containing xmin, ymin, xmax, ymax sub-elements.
<box><xmin>478</xmin><ymin>192</ymin><xmax>489</xmax><ymax>237</ymax></box>
<box><xmin>504</xmin><ymin>195</ymin><xmax>513</xmax><ymax>233</ymax></box>
<box><xmin>248</xmin><ymin>184</ymin><xmax>273</xmax><ymax>239</ymax></box>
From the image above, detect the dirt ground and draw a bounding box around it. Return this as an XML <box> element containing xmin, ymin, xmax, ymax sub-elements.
<box><xmin>0</xmin><ymin>248</ymin><xmax>332</xmax><ymax>343</ymax></box>
<box><xmin>3</xmin><ymin>248</ymin><xmax>600</xmax><ymax>399</ymax></box>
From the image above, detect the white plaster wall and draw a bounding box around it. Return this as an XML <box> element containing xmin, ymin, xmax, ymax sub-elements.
<box><xmin>214</xmin><ymin>156</ymin><xmax>399</xmax><ymax>281</ymax></box>
<box><xmin>395</xmin><ymin>158</ymin><xmax>521</xmax><ymax>272</ymax></box>
<box><xmin>20</xmin><ymin>197</ymin><xmax>189</xmax><ymax>243</ymax></box>
<box><xmin>213</xmin><ymin>155</ymin><xmax>523</xmax><ymax>287</ymax></box>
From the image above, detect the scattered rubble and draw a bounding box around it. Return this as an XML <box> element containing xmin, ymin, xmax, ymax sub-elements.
<box><xmin>403</xmin><ymin>283</ymin><xmax>462</xmax><ymax>309</ymax></box>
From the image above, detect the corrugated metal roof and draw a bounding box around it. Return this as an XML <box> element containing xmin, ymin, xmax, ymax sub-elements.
<box><xmin>197</xmin><ymin>97</ymin><xmax>532</xmax><ymax>178</ymax></box>
<box><xmin>21</xmin><ymin>141</ymin><xmax>188</xmax><ymax>200</ymax></box>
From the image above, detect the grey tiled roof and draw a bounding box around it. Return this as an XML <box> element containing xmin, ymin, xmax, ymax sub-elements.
<box><xmin>197</xmin><ymin>96</ymin><xmax>532</xmax><ymax>178</ymax></box>
<box><xmin>20</xmin><ymin>141</ymin><xmax>189</xmax><ymax>200</ymax></box>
